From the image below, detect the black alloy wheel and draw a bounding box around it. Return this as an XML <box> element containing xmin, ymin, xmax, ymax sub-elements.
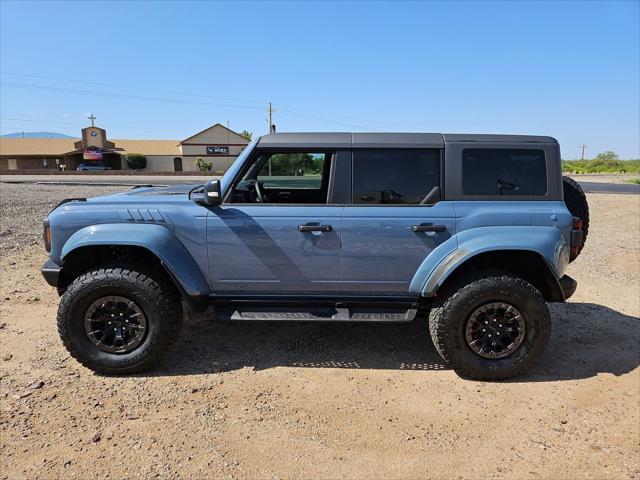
<box><xmin>464</xmin><ymin>302</ymin><xmax>526</xmax><ymax>359</ymax></box>
<box><xmin>84</xmin><ymin>295</ymin><xmax>148</xmax><ymax>354</ymax></box>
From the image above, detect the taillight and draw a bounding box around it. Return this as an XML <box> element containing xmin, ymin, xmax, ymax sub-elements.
<box><xmin>572</xmin><ymin>217</ymin><xmax>583</xmax><ymax>231</ymax></box>
<box><xmin>43</xmin><ymin>222</ymin><xmax>51</xmax><ymax>252</ymax></box>
<box><xmin>570</xmin><ymin>217</ymin><xmax>583</xmax><ymax>260</ymax></box>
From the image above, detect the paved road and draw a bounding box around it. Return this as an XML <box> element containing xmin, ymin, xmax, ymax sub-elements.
<box><xmin>575</xmin><ymin>181</ymin><xmax>640</xmax><ymax>194</ymax></box>
<box><xmin>1</xmin><ymin>174</ymin><xmax>639</xmax><ymax>194</ymax></box>
<box><xmin>0</xmin><ymin>174</ymin><xmax>215</xmax><ymax>186</ymax></box>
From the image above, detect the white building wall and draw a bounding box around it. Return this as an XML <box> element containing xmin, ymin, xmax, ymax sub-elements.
<box><xmin>142</xmin><ymin>156</ymin><xmax>176</xmax><ymax>172</ymax></box>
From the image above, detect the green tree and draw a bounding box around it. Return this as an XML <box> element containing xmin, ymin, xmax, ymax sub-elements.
<box><xmin>239</xmin><ymin>130</ymin><xmax>253</xmax><ymax>141</ymax></box>
<box><xmin>269</xmin><ymin>153</ymin><xmax>317</xmax><ymax>175</ymax></box>
<box><xmin>594</xmin><ymin>151</ymin><xmax>619</xmax><ymax>163</ymax></box>
<box><xmin>194</xmin><ymin>157</ymin><xmax>212</xmax><ymax>172</ymax></box>
<box><xmin>125</xmin><ymin>153</ymin><xmax>147</xmax><ymax>170</ymax></box>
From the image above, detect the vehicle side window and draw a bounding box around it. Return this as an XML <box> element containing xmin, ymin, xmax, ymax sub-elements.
<box><xmin>352</xmin><ymin>149</ymin><xmax>440</xmax><ymax>204</ymax></box>
<box><xmin>463</xmin><ymin>149</ymin><xmax>547</xmax><ymax>196</ymax></box>
<box><xmin>228</xmin><ymin>151</ymin><xmax>332</xmax><ymax>204</ymax></box>
<box><xmin>257</xmin><ymin>153</ymin><xmax>326</xmax><ymax>190</ymax></box>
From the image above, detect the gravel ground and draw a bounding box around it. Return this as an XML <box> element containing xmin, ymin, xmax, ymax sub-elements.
<box><xmin>0</xmin><ymin>182</ymin><xmax>638</xmax><ymax>479</ymax></box>
<box><xmin>0</xmin><ymin>184</ymin><xmax>126</xmax><ymax>252</ymax></box>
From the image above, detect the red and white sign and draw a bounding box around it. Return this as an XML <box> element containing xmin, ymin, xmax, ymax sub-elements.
<box><xmin>83</xmin><ymin>149</ymin><xmax>103</xmax><ymax>161</ymax></box>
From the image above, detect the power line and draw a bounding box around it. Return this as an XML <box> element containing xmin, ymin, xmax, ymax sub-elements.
<box><xmin>0</xmin><ymin>126</ymin><xmax>73</xmax><ymax>133</ymax></box>
<box><xmin>1</xmin><ymin>70</ymin><xmax>404</xmax><ymax>129</ymax></box>
<box><xmin>0</xmin><ymin>81</ymin><xmax>378</xmax><ymax>131</ymax></box>
<box><xmin>2</xmin><ymin>72</ymin><xmax>636</xmax><ymax>138</ymax></box>
<box><xmin>1</xmin><ymin>117</ymin><xmax>79</xmax><ymax>125</ymax></box>
<box><xmin>0</xmin><ymin>116</ymin><xmax>187</xmax><ymax>133</ymax></box>
<box><xmin>0</xmin><ymin>70</ymin><xmax>266</xmax><ymax>106</ymax></box>
<box><xmin>2</xmin><ymin>117</ymin><xmax>638</xmax><ymax>153</ymax></box>
<box><xmin>574</xmin><ymin>145</ymin><xmax>640</xmax><ymax>151</ymax></box>
<box><xmin>0</xmin><ymin>81</ymin><xmax>264</xmax><ymax>110</ymax></box>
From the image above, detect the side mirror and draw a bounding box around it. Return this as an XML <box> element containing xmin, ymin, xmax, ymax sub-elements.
<box><xmin>203</xmin><ymin>179</ymin><xmax>222</xmax><ymax>205</ymax></box>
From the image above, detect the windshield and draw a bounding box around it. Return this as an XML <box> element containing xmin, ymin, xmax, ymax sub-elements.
<box><xmin>219</xmin><ymin>139</ymin><xmax>258</xmax><ymax>194</ymax></box>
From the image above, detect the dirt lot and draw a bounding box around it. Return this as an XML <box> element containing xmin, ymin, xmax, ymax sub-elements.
<box><xmin>0</xmin><ymin>183</ymin><xmax>638</xmax><ymax>480</ymax></box>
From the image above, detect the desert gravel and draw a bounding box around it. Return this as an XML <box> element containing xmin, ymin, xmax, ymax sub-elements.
<box><xmin>0</xmin><ymin>182</ymin><xmax>638</xmax><ymax>480</ymax></box>
<box><xmin>0</xmin><ymin>184</ymin><xmax>125</xmax><ymax>252</ymax></box>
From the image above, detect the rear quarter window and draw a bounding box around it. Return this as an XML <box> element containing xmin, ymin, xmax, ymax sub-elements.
<box><xmin>462</xmin><ymin>149</ymin><xmax>547</xmax><ymax>196</ymax></box>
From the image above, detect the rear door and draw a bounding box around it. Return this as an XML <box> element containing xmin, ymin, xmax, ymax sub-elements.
<box><xmin>340</xmin><ymin>148</ymin><xmax>456</xmax><ymax>296</ymax></box>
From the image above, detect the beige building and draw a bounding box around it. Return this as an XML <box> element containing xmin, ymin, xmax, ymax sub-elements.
<box><xmin>180</xmin><ymin>124</ymin><xmax>251</xmax><ymax>172</ymax></box>
<box><xmin>0</xmin><ymin>123</ymin><xmax>250</xmax><ymax>173</ymax></box>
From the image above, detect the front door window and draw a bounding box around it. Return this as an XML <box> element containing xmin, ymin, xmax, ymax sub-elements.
<box><xmin>228</xmin><ymin>152</ymin><xmax>332</xmax><ymax>204</ymax></box>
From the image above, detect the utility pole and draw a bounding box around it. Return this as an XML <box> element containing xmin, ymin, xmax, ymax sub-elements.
<box><xmin>226</xmin><ymin>120</ymin><xmax>231</xmax><ymax>170</ymax></box>
<box><xmin>267</xmin><ymin>102</ymin><xmax>276</xmax><ymax>133</ymax></box>
<box><xmin>266</xmin><ymin>102</ymin><xmax>275</xmax><ymax>175</ymax></box>
<box><xmin>580</xmin><ymin>144</ymin><xmax>587</xmax><ymax>161</ymax></box>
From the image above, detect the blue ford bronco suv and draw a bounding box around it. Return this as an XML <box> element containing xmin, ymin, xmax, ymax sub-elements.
<box><xmin>41</xmin><ymin>133</ymin><xmax>589</xmax><ymax>380</ymax></box>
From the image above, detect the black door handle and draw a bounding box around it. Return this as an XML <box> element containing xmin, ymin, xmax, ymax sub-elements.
<box><xmin>298</xmin><ymin>224</ymin><xmax>333</xmax><ymax>233</ymax></box>
<box><xmin>412</xmin><ymin>224</ymin><xmax>446</xmax><ymax>233</ymax></box>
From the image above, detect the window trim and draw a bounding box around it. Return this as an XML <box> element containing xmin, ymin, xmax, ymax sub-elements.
<box><xmin>348</xmin><ymin>147</ymin><xmax>444</xmax><ymax>207</ymax></box>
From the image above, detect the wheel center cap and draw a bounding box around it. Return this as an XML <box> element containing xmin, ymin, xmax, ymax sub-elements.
<box><xmin>465</xmin><ymin>302</ymin><xmax>526</xmax><ymax>359</ymax></box>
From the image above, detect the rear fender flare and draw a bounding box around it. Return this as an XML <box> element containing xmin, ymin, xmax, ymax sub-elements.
<box><xmin>60</xmin><ymin>223</ymin><xmax>210</xmax><ymax>298</ymax></box>
<box><xmin>410</xmin><ymin>226</ymin><xmax>569</xmax><ymax>297</ymax></box>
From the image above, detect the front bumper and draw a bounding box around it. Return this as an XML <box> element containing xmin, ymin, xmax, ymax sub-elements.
<box><xmin>41</xmin><ymin>259</ymin><xmax>61</xmax><ymax>287</ymax></box>
<box><xmin>559</xmin><ymin>274</ymin><xmax>577</xmax><ymax>300</ymax></box>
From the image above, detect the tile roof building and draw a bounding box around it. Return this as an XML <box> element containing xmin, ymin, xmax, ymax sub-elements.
<box><xmin>0</xmin><ymin>123</ymin><xmax>250</xmax><ymax>173</ymax></box>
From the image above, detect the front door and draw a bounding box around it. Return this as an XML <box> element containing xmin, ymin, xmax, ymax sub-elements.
<box><xmin>207</xmin><ymin>150</ymin><xmax>341</xmax><ymax>295</ymax></box>
<box><xmin>341</xmin><ymin>148</ymin><xmax>455</xmax><ymax>296</ymax></box>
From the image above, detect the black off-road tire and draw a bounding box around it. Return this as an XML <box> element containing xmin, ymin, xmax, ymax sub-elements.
<box><xmin>57</xmin><ymin>265</ymin><xmax>182</xmax><ymax>375</ymax></box>
<box><xmin>562</xmin><ymin>176</ymin><xmax>589</xmax><ymax>260</ymax></box>
<box><xmin>428</xmin><ymin>270</ymin><xmax>550</xmax><ymax>380</ymax></box>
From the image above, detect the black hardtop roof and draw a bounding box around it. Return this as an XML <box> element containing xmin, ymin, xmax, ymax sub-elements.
<box><xmin>257</xmin><ymin>132</ymin><xmax>558</xmax><ymax>149</ymax></box>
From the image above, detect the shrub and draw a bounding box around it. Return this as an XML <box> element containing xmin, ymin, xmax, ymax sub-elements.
<box><xmin>562</xmin><ymin>157</ymin><xmax>640</xmax><ymax>174</ymax></box>
<box><xmin>194</xmin><ymin>158</ymin><xmax>213</xmax><ymax>172</ymax></box>
<box><xmin>125</xmin><ymin>153</ymin><xmax>147</xmax><ymax>170</ymax></box>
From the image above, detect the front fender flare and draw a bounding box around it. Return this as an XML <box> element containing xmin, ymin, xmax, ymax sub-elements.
<box><xmin>410</xmin><ymin>226</ymin><xmax>569</xmax><ymax>297</ymax></box>
<box><xmin>60</xmin><ymin>223</ymin><xmax>210</xmax><ymax>298</ymax></box>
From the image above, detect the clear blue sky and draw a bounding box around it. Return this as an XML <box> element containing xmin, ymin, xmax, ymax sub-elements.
<box><xmin>1</xmin><ymin>0</ymin><xmax>639</xmax><ymax>158</ymax></box>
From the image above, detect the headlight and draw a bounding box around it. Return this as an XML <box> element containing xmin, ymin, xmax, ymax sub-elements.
<box><xmin>43</xmin><ymin>221</ymin><xmax>51</xmax><ymax>252</ymax></box>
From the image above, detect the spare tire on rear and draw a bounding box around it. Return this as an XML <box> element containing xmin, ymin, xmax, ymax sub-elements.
<box><xmin>562</xmin><ymin>176</ymin><xmax>589</xmax><ymax>261</ymax></box>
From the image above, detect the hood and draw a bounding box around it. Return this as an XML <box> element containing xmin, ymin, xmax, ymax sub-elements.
<box><xmin>124</xmin><ymin>183</ymin><xmax>201</xmax><ymax>196</ymax></box>
<box><xmin>86</xmin><ymin>183</ymin><xmax>202</xmax><ymax>203</ymax></box>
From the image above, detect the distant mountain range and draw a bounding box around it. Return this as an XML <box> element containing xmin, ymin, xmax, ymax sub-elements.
<box><xmin>0</xmin><ymin>132</ymin><xmax>76</xmax><ymax>139</ymax></box>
